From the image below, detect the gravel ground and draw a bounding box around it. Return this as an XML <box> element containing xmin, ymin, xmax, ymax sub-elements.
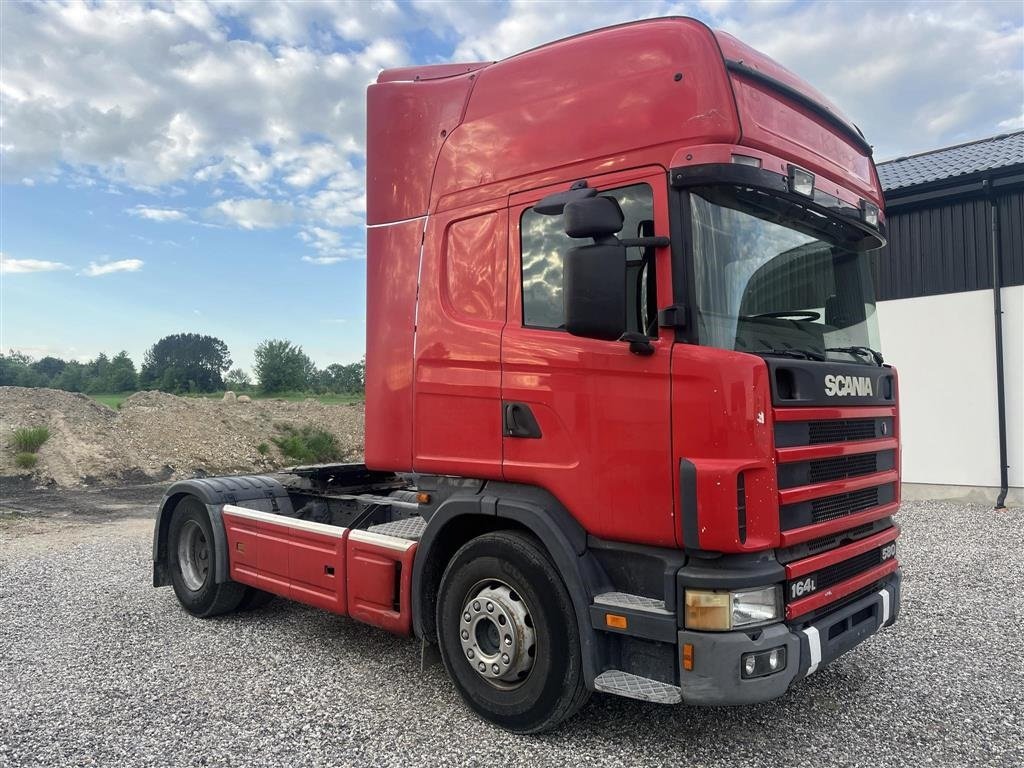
<box><xmin>1</xmin><ymin>496</ymin><xmax>1022</xmax><ymax>767</ymax></box>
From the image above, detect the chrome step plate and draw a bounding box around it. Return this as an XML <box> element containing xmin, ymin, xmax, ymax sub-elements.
<box><xmin>366</xmin><ymin>516</ymin><xmax>427</xmax><ymax>541</ymax></box>
<box><xmin>594</xmin><ymin>670</ymin><xmax>682</xmax><ymax>704</ymax></box>
<box><xmin>593</xmin><ymin>591</ymin><xmax>670</xmax><ymax>614</ymax></box>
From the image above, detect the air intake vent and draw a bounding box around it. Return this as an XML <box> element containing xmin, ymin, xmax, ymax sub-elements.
<box><xmin>811</xmin><ymin>487</ymin><xmax>879</xmax><ymax>524</ymax></box>
<box><xmin>808</xmin><ymin>453</ymin><xmax>878</xmax><ymax>484</ymax></box>
<box><xmin>808</xmin><ymin>419</ymin><xmax>877</xmax><ymax>444</ymax></box>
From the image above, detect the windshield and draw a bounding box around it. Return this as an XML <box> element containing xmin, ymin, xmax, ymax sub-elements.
<box><xmin>689</xmin><ymin>185</ymin><xmax>881</xmax><ymax>365</ymax></box>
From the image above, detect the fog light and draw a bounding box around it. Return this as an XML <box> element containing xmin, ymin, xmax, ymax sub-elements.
<box><xmin>741</xmin><ymin>647</ymin><xmax>787</xmax><ymax>679</ymax></box>
<box><xmin>788</xmin><ymin>164</ymin><xmax>814</xmax><ymax>196</ymax></box>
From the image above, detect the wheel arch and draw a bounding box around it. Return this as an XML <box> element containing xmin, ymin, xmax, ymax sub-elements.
<box><xmin>412</xmin><ymin>481</ymin><xmax>611</xmax><ymax>686</ymax></box>
<box><xmin>152</xmin><ymin>474</ymin><xmax>293</xmax><ymax>587</ymax></box>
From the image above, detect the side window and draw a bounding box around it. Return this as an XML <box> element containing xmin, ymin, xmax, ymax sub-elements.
<box><xmin>520</xmin><ymin>183</ymin><xmax>655</xmax><ymax>333</ymax></box>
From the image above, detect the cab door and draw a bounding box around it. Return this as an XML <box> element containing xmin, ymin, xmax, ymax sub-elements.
<box><xmin>501</xmin><ymin>167</ymin><xmax>677</xmax><ymax>547</ymax></box>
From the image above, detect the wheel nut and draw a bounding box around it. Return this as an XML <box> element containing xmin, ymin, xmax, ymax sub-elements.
<box><xmin>467</xmin><ymin>649</ymin><xmax>474</xmax><ymax>659</ymax></box>
<box><xmin>491</xmin><ymin>664</ymin><xmax>499</xmax><ymax>674</ymax></box>
<box><xmin>504</xmin><ymin>635</ymin><xmax>512</xmax><ymax>646</ymax></box>
<box><xmin>463</xmin><ymin>612</ymin><xmax>471</xmax><ymax>622</ymax></box>
<box><xmin>501</xmin><ymin>654</ymin><xmax>510</xmax><ymax>664</ymax></box>
<box><xmin>478</xmin><ymin>662</ymin><xmax>486</xmax><ymax>672</ymax></box>
<box><xmin>461</xmin><ymin>630</ymin><xmax>469</xmax><ymax>640</ymax></box>
<box><xmin>486</xmin><ymin>602</ymin><xmax>494</xmax><ymax>612</ymax></box>
<box><xmin>473</xmin><ymin>601</ymin><xmax>480</xmax><ymax>611</ymax></box>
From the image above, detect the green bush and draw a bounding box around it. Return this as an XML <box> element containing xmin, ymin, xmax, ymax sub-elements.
<box><xmin>257</xmin><ymin>442</ymin><xmax>270</xmax><ymax>456</ymax></box>
<box><xmin>15</xmin><ymin>452</ymin><xmax>38</xmax><ymax>469</ymax></box>
<box><xmin>272</xmin><ymin>425</ymin><xmax>342</xmax><ymax>464</ymax></box>
<box><xmin>12</xmin><ymin>426</ymin><xmax>50</xmax><ymax>453</ymax></box>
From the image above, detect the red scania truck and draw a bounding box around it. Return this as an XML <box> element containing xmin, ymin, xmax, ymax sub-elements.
<box><xmin>153</xmin><ymin>18</ymin><xmax>902</xmax><ymax>733</ymax></box>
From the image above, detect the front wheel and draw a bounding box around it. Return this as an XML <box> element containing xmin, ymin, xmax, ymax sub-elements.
<box><xmin>436</xmin><ymin>531</ymin><xmax>589</xmax><ymax>733</ymax></box>
<box><xmin>168</xmin><ymin>497</ymin><xmax>245</xmax><ymax>617</ymax></box>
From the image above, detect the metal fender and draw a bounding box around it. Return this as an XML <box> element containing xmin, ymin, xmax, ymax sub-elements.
<box><xmin>152</xmin><ymin>475</ymin><xmax>294</xmax><ymax>587</ymax></box>
<box><xmin>411</xmin><ymin>481</ymin><xmax>611</xmax><ymax>686</ymax></box>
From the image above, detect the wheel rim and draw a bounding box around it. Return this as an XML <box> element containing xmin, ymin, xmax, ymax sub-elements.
<box><xmin>177</xmin><ymin>520</ymin><xmax>210</xmax><ymax>592</ymax></box>
<box><xmin>459</xmin><ymin>579</ymin><xmax>536</xmax><ymax>689</ymax></box>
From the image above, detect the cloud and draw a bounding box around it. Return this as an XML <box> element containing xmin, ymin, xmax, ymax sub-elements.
<box><xmin>128</xmin><ymin>205</ymin><xmax>188</xmax><ymax>222</ymax></box>
<box><xmin>206</xmin><ymin>198</ymin><xmax>295</xmax><ymax>229</ymax></box>
<box><xmin>301</xmin><ymin>255</ymin><xmax>347</xmax><ymax>266</ymax></box>
<box><xmin>82</xmin><ymin>259</ymin><xmax>144</xmax><ymax>277</ymax></box>
<box><xmin>0</xmin><ymin>252</ymin><xmax>70</xmax><ymax>274</ymax></box>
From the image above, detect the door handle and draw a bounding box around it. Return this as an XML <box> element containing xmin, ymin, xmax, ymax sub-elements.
<box><xmin>503</xmin><ymin>402</ymin><xmax>542</xmax><ymax>439</ymax></box>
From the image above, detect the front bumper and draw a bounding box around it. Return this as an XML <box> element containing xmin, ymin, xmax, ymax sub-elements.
<box><xmin>677</xmin><ymin>568</ymin><xmax>901</xmax><ymax>705</ymax></box>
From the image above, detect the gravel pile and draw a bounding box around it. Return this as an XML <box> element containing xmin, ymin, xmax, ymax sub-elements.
<box><xmin>1</xmin><ymin>498</ymin><xmax>1021</xmax><ymax>766</ymax></box>
<box><xmin>0</xmin><ymin>387</ymin><xmax>364</xmax><ymax>487</ymax></box>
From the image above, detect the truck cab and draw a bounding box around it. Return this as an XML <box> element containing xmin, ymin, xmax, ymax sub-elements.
<box><xmin>154</xmin><ymin>17</ymin><xmax>901</xmax><ymax>733</ymax></box>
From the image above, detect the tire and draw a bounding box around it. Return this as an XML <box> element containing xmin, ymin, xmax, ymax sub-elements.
<box><xmin>168</xmin><ymin>496</ymin><xmax>246</xmax><ymax>617</ymax></box>
<box><xmin>436</xmin><ymin>531</ymin><xmax>590</xmax><ymax>733</ymax></box>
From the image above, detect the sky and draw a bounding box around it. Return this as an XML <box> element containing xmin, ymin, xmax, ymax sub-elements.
<box><xmin>2</xmin><ymin>0</ymin><xmax>1022</xmax><ymax>375</ymax></box>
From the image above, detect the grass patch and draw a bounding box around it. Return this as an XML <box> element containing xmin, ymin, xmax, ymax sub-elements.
<box><xmin>272</xmin><ymin>425</ymin><xmax>343</xmax><ymax>464</ymax></box>
<box><xmin>12</xmin><ymin>426</ymin><xmax>50</xmax><ymax>453</ymax></box>
<box><xmin>257</xmin><ymin>442</ymin><xmax>270</xmax><ymax>456</ymax></box>
<box><xmin>15</xmin><ymin>452</ymin><xmax>38</xmax><ymax>469</ymax></box>
<box><xmin>89</xmin><ymin>393</ymin><xmax>129</xmax><ymax>409</ymax></box>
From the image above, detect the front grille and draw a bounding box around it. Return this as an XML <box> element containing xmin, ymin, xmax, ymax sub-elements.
<box><xmin>808</xmin><ymin>453</ymin><xmax>878</xmax><ymax>484</ymax></box>
<box><xmin>811</xmin><ymin>487</ymin><xmax>879</xmax><ymax>523</ymax></box>
<box><xmin>806</xmin><ymin>522</ymin><xmax>875</xmax><ymax>554</ymax></box>
<box><xmin>808</xmin><ymin>419</ymin><xmax>877</xmax><ymax>444</ymax></box>
<box><xmin>814</xmin><ymin>547</ymin><xmax>884</xmax><ymax>591</ymax></box>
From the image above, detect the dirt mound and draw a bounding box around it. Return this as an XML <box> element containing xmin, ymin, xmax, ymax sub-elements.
<box><xmin>0</xmin><ymin>387</ymin><xmax>364</xmax><ymax>488</ymax></box>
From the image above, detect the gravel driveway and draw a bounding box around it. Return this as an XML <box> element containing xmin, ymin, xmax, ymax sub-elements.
<box><xmin>1</xmin><ymin>491</ymin><xmax>1021</xmax><ymax>767</ymax></box>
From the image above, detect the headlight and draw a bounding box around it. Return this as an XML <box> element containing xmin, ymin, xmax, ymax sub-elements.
<box><xmin>684</xmin><ymin>585</ymin><xmax>782</xmax><ymax>631</ymax></box>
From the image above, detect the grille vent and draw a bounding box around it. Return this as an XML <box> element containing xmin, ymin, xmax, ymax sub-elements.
<box><xmin>808</xmin><ymin>453</ymin><xmax>878</xmax><ymax>484</ymax></box>
<box><xmin>811</xmin><ymin>487</ymin><xmax>879</xmax><ymax>524</ymax></box>
<box><xmin>808</xmin><ymin>419</ymin><xmax>877</xmax><ymax>444</ymax></box>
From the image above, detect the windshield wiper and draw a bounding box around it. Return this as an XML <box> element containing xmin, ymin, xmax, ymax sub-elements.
<box><xmin>826</xmin><ymin>345</ymin><xmax>884</xmax><ymax>366</ymax></box>
<box><xmin>755</xmin><ymin>346</ymin><xmax>826</xmax><ymax>361</ymax></box>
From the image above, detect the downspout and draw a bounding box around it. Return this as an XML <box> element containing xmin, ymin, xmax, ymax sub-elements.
<box><xmin>985</xmin><ymin>178</ymin><xmax>1009</xmax><ymax>510</ymax></box>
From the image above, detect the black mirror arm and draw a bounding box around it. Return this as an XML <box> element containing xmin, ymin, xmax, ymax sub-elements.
<box><xmin>618</xmin><ymin>235</ymin><xmax>670</xmax><ymax>248</ymax></box>
<box><xmin>619</xmin><ymin>332</ymin><xmax>655</xmax><ymax>356</ymax></box>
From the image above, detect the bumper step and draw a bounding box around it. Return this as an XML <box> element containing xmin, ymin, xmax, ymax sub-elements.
<box><xmin>594</xmin><ymin>670</ymin><xmax>681</xmax><ymax>704</ymax></box>
<box><xmin>593</xmin><ymin>591</ymin><xmax>670</xmax><ymax>614</ymax></box>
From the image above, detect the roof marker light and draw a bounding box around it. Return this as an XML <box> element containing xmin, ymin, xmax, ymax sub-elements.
<box><xmin>788</xmin><ymin>165</ymin><xmax>815</xmax><ymax>197</ymax></box>
<box><xmin>731</xmin><ymin>154</ymin><xmax>761</xmax><ymax>168</ymax></box>
<box><xmin>861</xmin><ymin>200</ymin><xmax>880</xmax><ymax>228</ymax></box>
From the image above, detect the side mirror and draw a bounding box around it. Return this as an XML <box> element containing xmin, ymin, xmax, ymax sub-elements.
<box><xmin>564</xmin><ymin>243</ymin><xmax>627</xmax><ymax>341</ymax></box>
<box><xmin>564</xmin><ymin>196</ymin><xmax>624</xmax><ymax>241</ymax></box>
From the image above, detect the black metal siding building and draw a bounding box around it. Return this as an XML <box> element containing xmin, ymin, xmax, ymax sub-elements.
<box><xmin>875</xmin><ymin>132</ymin><xmax>1024</xmax><ymax>299</ymax></box>
<box><xmin>875</xmin><ymin>131</ymin><xmax>1024</xmax><ymax>505</ymax></box>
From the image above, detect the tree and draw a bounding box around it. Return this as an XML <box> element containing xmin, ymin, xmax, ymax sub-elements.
<box><xmin>32</xmin><ymin>356</ymin><xmax>67</xmax><ymax>383</ymax></box>
<box><xmin>104</xmin><ymin>351</ymin><xmax>139</xmax><ymax>392</ymax></box>
<box><xmin>225</xmin><ymin>368</ymin><xmax>252</xmax><ymax>389</ymax></box>
<box><xmin>319</xmin><ymin>359</ymin><xmax>365</xmax><ymax>393</ymax></box>
<box><xmin>140</xmin><ymin>333</ymin><xmax>232</xmax><ymax>393</ymax></box>
<box><xmin>53</xmin><ymin>361</ymin><xmax>88</xmax><ymax>392</ymax></box>
<box><xmin>253</xmin><ymin>339</ymin><xmax>315</xmax><ymax>393</ymax></box>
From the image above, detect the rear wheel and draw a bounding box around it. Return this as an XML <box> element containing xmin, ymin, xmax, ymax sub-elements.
<box><xmin>168</xmin><ymin>497</ymin><xmax>245</xmax><ymax>617</ymax></box>
<box><xmin>436</xmin><ymin>531</ymin><xmax>589</xmax><ymax>733</ymax></box>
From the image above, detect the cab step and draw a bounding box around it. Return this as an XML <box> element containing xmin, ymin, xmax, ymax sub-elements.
<box><xmin>366</xmin><ymin>516</ymin><xmax>427</xmax><ymax>541</ymax></box>
<box><xmin>593</xmin><ymin>591</ymin><xmax>671</xmax><ymax>614</ymax></box>
<box><xmin>594</xmin><ymin>670</ymin><xmax>681</xmax><ymax>704</ymax></box>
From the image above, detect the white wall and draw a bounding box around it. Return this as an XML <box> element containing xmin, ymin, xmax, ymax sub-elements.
<box><xmin>877</xmin><ymin>286</ymin><xmax>1023</xmax><ymax>491</ymax></box>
